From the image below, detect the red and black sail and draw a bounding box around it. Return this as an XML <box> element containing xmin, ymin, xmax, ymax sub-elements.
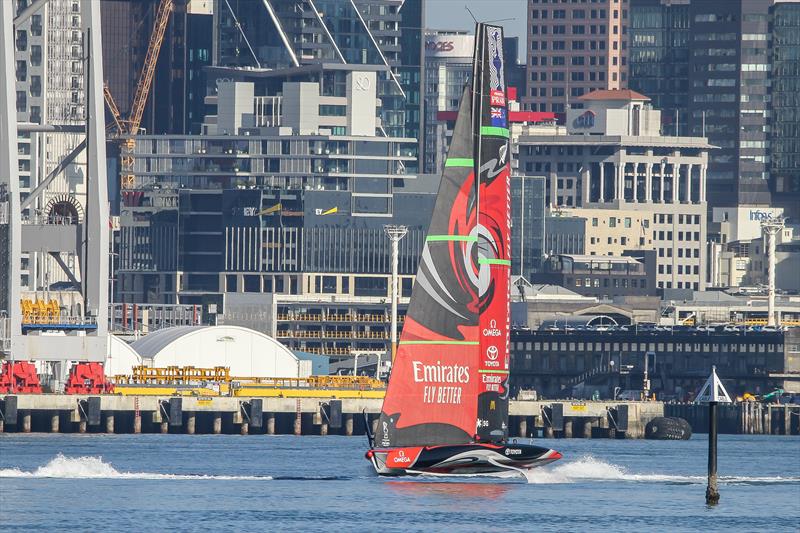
<box><xmin>375</xmin><ymin>23</ymin><xmax>511</xmax><ymax>448</ymax></box>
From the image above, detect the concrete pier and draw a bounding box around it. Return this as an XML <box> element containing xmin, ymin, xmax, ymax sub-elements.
<box><xmin>2</xmin><ymin>394</ymin><xmax>793</xmax><ymax>437</ymax></box>
<box><xmin>581</xmin><ymin>419</ymin><xmax>592</xmax><ymax>439</ymax></box>
<box><xmin>562</xmin><ymin>419</ymin><xmax>573</xmax><ymax>439</ymax></box>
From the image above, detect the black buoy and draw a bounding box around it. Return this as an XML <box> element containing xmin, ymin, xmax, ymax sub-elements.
<box><xmin>645</xmin><ymin>417</ymin><xmax>692</xmax><ymax>440</ymax></box>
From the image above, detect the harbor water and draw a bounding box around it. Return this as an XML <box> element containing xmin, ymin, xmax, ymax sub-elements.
<box><xmin>1</xmin><ymin>434</ymin><xmax>798</xmax><ymax>531</ymax></box>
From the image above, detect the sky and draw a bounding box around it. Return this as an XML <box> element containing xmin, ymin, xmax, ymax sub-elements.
<box><xmin>425</xmin><ymin>0</ymin><xmax>528</xmax><ymax>46</ymax></box>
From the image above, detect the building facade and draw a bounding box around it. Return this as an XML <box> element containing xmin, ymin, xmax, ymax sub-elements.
<box><xmin>117</xmin><ymin>77</ymin><xmax>435</xmax><ymax>306</ymax></box>
<box><xmin>212</xmin><ymin>0</ymin><xmax>424</xmax><ymax>171</ymax></box>
<box><xmin>514</xmin><ymin>89</ymin><xmax>710</xmax><ymax>290</ymax></box>
<box><xmin>534</xmin><ymin>252</ymin><xmax>657</xmax><ymax>298</ymax></box>
<box><xmin>525</xmin><ymin>0</ymin><xmax>628</xmax><ymax>112</ymax></box>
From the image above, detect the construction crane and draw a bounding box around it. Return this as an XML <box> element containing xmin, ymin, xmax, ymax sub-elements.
<box><xmin>104</xmin><ymin>0</ymin><xmax>173</xmax><ymax>189</ymax></box>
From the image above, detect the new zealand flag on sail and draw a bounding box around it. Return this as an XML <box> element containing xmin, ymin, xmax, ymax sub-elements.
<box><xmin>490</xmin><ymin>106</ymin><xmax>506</xmax><ymax>127</ymax></box>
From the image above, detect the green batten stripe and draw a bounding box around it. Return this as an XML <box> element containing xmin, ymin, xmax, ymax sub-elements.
<box><xmin>478</xmin><ymin>258</ymin><xmax>512</xmax><ymax>266</ymax></box>
<box><xmin>478</xmin><ymin>369</ymin><xmax>510</xmax><ymax>374</ymax></box>
<box><xmin>402</xmin><ymin>340</ymin><xmax>479</xmax><ymax>346</ymax></box>
<box><xmin>480</xmin><ymin>126</ymin><xmax>510</xmax><ymax>138</ymax></box>
<box><xmin>426</xmin><ymin>235</ymin><xmax>477</xmax><ymax>242</ymax></box>
<box><xmin>444</xmin><ymin>158</ymin><xmax>474</xmax><ymax>167</ymax></box>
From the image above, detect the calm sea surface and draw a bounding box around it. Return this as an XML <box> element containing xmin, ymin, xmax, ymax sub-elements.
<box><xmin>1</xmin><ymin>433</ymin><xmax>798</xmax><ymax>532</ymax></box>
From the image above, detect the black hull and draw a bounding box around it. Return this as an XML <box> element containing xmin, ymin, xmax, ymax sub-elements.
<box><xmin>366</xmin><ymin>442</ymin><xmax>561</xmax><ymax>477</ymax></box>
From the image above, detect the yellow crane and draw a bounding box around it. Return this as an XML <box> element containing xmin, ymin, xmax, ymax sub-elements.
<box><xmin>104</xmin><ymin>0</ymin><xmax>173</xmax><ymax>189</ymax></box>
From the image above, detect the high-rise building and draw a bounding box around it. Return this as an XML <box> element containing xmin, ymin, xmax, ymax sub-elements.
<box><xmin>770</xmin><ymin>1</ymin><xmax>800</xmax><ymax>211</ymax></box>
<box><xmin>212</xmin><ymin>0</ymin><xmax>424</xmax><ymax>170</ymax></box>
<box><xmin>627</xmin><ymin>0</ymin><xmax>690</xmax><ymax>137</ymax></box>
<box><xmin>511</xmin><ymin>175</ymin><xmax>546</xmax><ymax>280</ymax></box>
<box><xmin>525</xmin><ymin>0</ymin><xmax>628</xmax><ymax>113</ymax></box>
<box><xmin>628</xmin><ymin>0</ymin><xmax>800</xmax><ymax>218</ymax></box>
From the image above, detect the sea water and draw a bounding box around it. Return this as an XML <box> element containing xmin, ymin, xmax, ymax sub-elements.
<box><xmin>1</xmin><ymin>434</ymin><xmax>798</xmax><ymax>532</ymax></box>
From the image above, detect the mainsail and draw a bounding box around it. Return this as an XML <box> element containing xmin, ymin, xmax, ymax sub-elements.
<box><xmin>376</xmin><ymin>23</ymin><xmax>511</xmax><ymax>448</ymax></box>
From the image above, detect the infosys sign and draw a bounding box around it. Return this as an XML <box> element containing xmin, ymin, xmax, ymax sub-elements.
<box><xmin>425</xmin><ymin>35</ymin><xmax>474</xmax><ymax>58</ymax></box>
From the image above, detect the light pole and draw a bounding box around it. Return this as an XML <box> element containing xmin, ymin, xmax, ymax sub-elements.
<box><xmin>761</xmin><ymin>216</ymin><xmax>785</xmax><ymax>327</ymax></box>
<box><xmin>384</xmin><ymin>225</ymin><xmax>407</xmax><ymax>363</ymax></box>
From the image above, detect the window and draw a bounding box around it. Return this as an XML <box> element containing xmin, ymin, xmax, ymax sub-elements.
<box><xmin>609</xmin><ymin>217</ymin><xmax>616</xmax><ymax>228</ymax></box>
<box><xmin>624</xmin><ymin>217</ymin><xmax>631</xmax><ymax>228</ymax></box>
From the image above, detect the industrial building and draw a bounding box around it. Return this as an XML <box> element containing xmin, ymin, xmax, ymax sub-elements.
<box><xmin>510</xmin><ymin>325</ymin><xmax>799</xmax><ymax>400</ymax></box>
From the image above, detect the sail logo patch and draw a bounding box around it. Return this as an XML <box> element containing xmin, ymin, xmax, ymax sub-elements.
<box><xmin>490</xmin><ymin>90</ymin><xmax>505</xmax><ymax>106</ymax></box>
<box><xmin>486</xmin><ymin>345</ymin><xmax>499</xmax><ymax>362</ymax></box>
<box><xmin>386</xmin><ymin>447</ymin><xmax>423</xmax><ymax>468</ymax></box>
<box><xmin>490</xmin><ymin>107</ymin><xmax>507</xmax><ymax>127</ymax></box>
<box><xmin>483</xmin><ymin>319</ymin><xmax>502</xmax><ymax>337</ymax></box>
<box><xmin>487</xmin><ymin>26</ymin><xmax>505</xmax><ymax>92</ymax></box>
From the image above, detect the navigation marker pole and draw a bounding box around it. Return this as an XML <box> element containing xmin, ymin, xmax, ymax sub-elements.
<box><xmin>695</xmin><ymin>366</ymin><xmax>732</xmax><ymax>505</ymax></box>
<box><xmin>384</xmin><ymin>225</ymin><xmax>408</xmax><ymax>366</ymax></box>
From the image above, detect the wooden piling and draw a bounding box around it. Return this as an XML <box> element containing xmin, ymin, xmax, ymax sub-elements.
<box><xmin>133</xmin><ymin>413</ymin><xmax>142</xmax><ymax>434</ymax></box>
<box><xmin>186</xmin><ymin>413</ymin><xmax>196</xmax><ymax>435</ymax></box>
<box><xmin>213</xmin><ymin>413</ymin><xmax>222</xmax><ymax>435</ymax></box>
<box><xmin>105</xmin><ymin>413</ymin><xmax>115</xmax><ymax>434</ymax></box>
<box><xmin>160</xmin><ymin>421</ymin><xmax>168</xmax><ymax>434</ymax></box>
<box><xmin>293</xmin><ymin>415</ymin><xmax>302</xmax><ymax>436</ymax></box>
<box><xmin>345</xmin><ymin>414</ymin><xmax>353</xmax><ymax>436</ymax></box>
<box><xmin>582</xmin><ymin>419</ymin><xmax>592</xmax><ymax>439</ymax></box>
<box><xmin>266</xmin><ymin>413</ymin><xmax>275</xmax><ymax>435</ymax></box>
<box><xmin>21</xmin><ymin>411</ymin><xmax>31</xmax><ymax>433</ymax></box>
<box><xmin>0</xmin><ymin>418</ymin><xmax>4</xmax><ymax>433</ymax></box>
<box><xmin>78</xmin><ymin>420</ymin><xmax>87</xmax><ymax>434</ymax></box>
<box><xmin>240</xmin><ymin>422</ymin><xmax>249</xmax><ymax>436</ymax></box>
<box><xmin>320</xmin><ymin>422</ymin><xmax>328</xmax><ymax>436</ymax></box>
<box><xmin>518</xmin><ymin>417</ymin><xmax>527</xmax><ymax>438</ymax></box>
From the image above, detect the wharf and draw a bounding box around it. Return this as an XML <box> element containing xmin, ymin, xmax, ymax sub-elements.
<box><xmin>1</xmin><ymin>395</ymin><xmax>796</xmax><ymax>437</ymax></box>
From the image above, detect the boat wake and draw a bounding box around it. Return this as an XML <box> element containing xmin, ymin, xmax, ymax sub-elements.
<box><xmin>524</xmin><ymin>455</ymin><xmax>800</xmax><ymax>486</ymax></box>
<box><xmin>0</xmin><ymin>455</ymin><xmax>273</xmax><ymax>480</ymax></box>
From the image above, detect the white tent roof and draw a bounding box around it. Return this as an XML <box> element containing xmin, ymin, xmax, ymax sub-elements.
<box><xmin>129</xmin><ymin>325</ymin><xmax>303</xmax><ymax>377</ymax></box>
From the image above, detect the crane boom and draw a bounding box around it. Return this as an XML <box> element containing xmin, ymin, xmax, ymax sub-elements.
<box><xmin>128</xmin><ymin>0</ymin><xmax>173</xmax><ymax>134</ymax></box>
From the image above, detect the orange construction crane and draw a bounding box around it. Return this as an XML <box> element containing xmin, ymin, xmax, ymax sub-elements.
<box><xmin>104</xmin><ymin>0</ymin><xmax>173</xmax><ymax>189</ymax></box>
